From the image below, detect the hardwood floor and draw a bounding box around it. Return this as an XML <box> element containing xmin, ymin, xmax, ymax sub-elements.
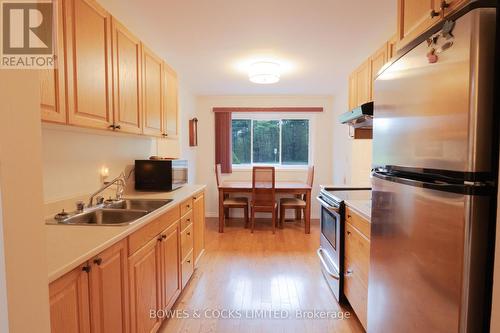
<box><xmin>159</xmin><ymin>218</ymin><xmax>364</xmax><ymax>333</ymax></box>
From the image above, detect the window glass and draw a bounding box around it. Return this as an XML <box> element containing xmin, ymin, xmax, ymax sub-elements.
<box><xmin>232</xmin><ymin>119</ymin><xmax>251</xmax><ymax>164</ymax></box>
<box><xmin>253</xmin><ymin>120</ymin><xmax>280</xmax><ymax>163</ymax></box>
<box><xmin>282</xmin><ymin>119</ymin><xmax>309</xmax><ymax>165</ymax></box>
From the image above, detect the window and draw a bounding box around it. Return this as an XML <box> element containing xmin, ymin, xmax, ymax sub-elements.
<box><xmin>232</xmin><ymin>118</ymin><xmax>310</xmax><ymax>166</ymax></box>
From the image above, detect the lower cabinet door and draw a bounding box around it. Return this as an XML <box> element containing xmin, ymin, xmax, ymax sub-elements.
<box><xmin>181</xmin><ymin>250</ymin><xmax>194</xmax><ymax>289</ymax></box>
<box><xmin>49</xmin><ymin>264</ymin><xmax>91</xmax><ymax>333</ymax></box>
<box><xmin>159</xmin><ymin>221</ymin><xmax>181</xmax><ymax>310</ymax></box>
<box><xmin>89</xmin><ymin>239</ymin><xmax>130</xmax><ymax>333</ymax></box>
<box><xmin>128</xmin><ymin>237</ymin><xmax>162</xmax><ymax>333</ymax></box>
<box><xmin>193</xmin><ymin>193</ymin><xmax>205</xmax><ymax>265</ymax></box>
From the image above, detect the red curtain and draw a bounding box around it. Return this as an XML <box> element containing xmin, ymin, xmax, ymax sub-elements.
<box><xmin>214</xmin><ymin>112</ymin><xmax>232</xmax><ymax>173</ymax></box>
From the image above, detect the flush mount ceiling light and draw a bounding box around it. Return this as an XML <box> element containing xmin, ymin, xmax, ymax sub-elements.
<box><xmin>248</xmin><ymin>61</ymin><xmax>281</xmax><ymax>84</ymax></box>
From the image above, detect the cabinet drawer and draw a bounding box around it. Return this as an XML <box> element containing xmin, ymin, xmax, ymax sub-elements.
<box><xmin>179</xmin><ymin>198</ymin><xmax>193</xmax><ymax>216</ymax></box>
<box><xmin>345</xmin><ymin>222</ymin><xmax>370</xmax><ymax>288</ymax></box>
<box><xmin>181</xmin><ymin>249</ymin><xmax>194</xmax><ymax>289</ymax></box>
<box><xmin>180</xmin><ymin>223</ymin><xmax>193</xmax><ymax>260</ymax></box>
<box><xmin>344</xmin><ymin>256</ymin><xmax>368</xmax><ymax>330</ymax></box>
<box><xmin>192</xmin><ymin>191</ymin><xmax>204</xmax><ymax>201</ymax></box>
<box><xmin>180</xmin><ymin>210</ymin><xmax>193</xmax><ymax>231</ymax></box>
<box><xmin>128</xmin><ymin>205</ymin><xmax>180</xmax><ymax>255</ymax></box>
<box><xmin>345</xmin><ymin>206</ymin><xmax>371</xmax><ymax>239</ymax></box>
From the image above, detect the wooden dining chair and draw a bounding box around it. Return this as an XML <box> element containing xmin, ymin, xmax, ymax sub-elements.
<box><xmin>279</xmin><ymin>165</ymin><xmax>314</xmax><ymax>228</ymax></box>
<box><xmin>250</xmin><ymin>166</ymin><xmax>277</xmax><ymax>234</ymax></box>
<box><xmin>215</xmin><ymin>164</ymin><xmax>249</xmax><ymax>226</ymax></box>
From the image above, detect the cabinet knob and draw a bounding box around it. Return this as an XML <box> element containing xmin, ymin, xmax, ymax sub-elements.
<box><xmin>430</xmin><ymin>9</ymin><xmax>440</xmax><ymax>18</ymax></box>
<box><xmin>93</xmin><ymin>258</ymin><xmax>103</xmax><ymax>266</ymax></box>
<box><xmin>157</xmin><ymin>236</ymin><xmax>163</xmax><ymax>242</ymax></box>
<box><xmin>347</xmin><ymin>231</ymin><xmax>351</xmax><ymax>235</ymax></box>
<box><xmin>187</xmin><ymin>218</ymin><xmax>191</xmax><ymax>222</ymax></box>
<box><xmin>82</xmin><ymin>264</ymin><xmax>91</xmax><ymax>273</ymax></box>
<box><xmin>440</xmin><ymin>0</ymin><xmax>450</xmax><ymax>9</ymax></box>
<box><xmin>115</xmin><ymin>125</ymin><xmax>121</xmax><ymax>130</ymax></box>
<box><xmin>345</xmin><ymin>269</ymin><xmax>353</xmax><ymax>277</ymax></box>
<box><xmin>187</xmin><ymin>232</ymin><xmax>191</xmax><ymax>236</ymax></box>
<box><xmin>162</xmin><ymin>234</ymin><xmax>167</xmax><ymax>239</ymax></box>
<box><xmin>187</xmin><ymin>260</ymin><xmax>191</xmax><ymax>264</ymax></box>
<box><xmin>162</xmin><ymin>133</ymin><xmax>168</xmax><ymax>137</ymax></box>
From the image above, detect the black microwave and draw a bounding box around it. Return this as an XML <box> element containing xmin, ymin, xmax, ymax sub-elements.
<box><xmin>135</xmin><ymin>159</ymin><xmax>188</xmax><ymax>191</ymax></box>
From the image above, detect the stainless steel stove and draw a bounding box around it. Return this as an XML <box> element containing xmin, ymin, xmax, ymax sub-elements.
<box><xmin>316</xmin><ymin>186</ymin><xmax>371</xmax><ymax>302</ymax></box>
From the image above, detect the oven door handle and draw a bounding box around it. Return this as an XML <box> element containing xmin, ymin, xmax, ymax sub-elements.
<box><xmin>317</xmin><ymin>248</ymin><xmax>340</xmax><ymax>280</ymax></box>
<box><xmin>316</xmin><ymin>196</ymin><xmax>340</xmax><ymax>213</ymax></box>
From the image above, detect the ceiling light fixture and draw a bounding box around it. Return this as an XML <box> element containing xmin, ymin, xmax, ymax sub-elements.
<box><xmin>248</xmin><ymin>61</ymin><xmax>281</xmax><ymax>84</ymax></box>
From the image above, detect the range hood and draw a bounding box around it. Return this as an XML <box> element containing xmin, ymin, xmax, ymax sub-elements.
<box><xmin>339</xmin><ymin>102</ymin><xmax>373</xmax><ymax>128</ymax></box>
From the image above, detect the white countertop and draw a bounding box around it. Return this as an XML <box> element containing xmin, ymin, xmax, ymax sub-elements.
<box><xmin>345</xmin><ymin>199</ymin><xmax>371</xmax><ymax>221</ymax></box>
<box><xmin>46</xmin><ymin>184</ymin><xmax>206</xmax><ymax>283</ymax></box>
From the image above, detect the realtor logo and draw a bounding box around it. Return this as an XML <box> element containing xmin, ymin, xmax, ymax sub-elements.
<box><xmin>1</xmin><ymin>0</ymin><xmax>55</xmax><ymax>68</ymax></box>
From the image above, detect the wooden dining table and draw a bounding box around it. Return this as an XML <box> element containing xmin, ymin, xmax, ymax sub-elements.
<box><xmin>218</xmin><ymin>181</ymin><xmax>312</xmax><ymax>234</ymax></box>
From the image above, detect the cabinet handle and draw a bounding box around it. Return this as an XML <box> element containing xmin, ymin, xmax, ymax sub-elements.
<box><xmin>187</xmin><ymin>218</ymin><xmax>190</xmax><ymax>222</ymax></box>
<box><xmin>162</xmin><ymin>133</ymin><xmax>168</xmax><ymax>137</ymax></box>
<box><xmin>345</xmin><ymin>269</ymin><xmax>353</xmax><ymax>277</ymax></box>
<box><xmin>82</xmin><ymin>264</ymin><xmax>91</xmax><ymax>273</ymax></box>
<box><xmin>187</xmin><ymin>232</ymin><xmax>191</xmax><ymax>236</ymax></box>
<box><xmin>187</xmin><ymin>204</ymin><xmax>190</xmax><ymax>208</ymax></box>
<box><xmin>115</xmin><ymin>125</ymin><xmax>121</xmax><ymax>130</ymax></box>
<box><xmin>93</xmin><ymin>258</ymin><xmax>103</xmax><ymax>266</ymax></box>
<box><xmin>347</xmin><ymin>215</ymin><xmax>351</xmax><ymax>219</ymax></box>
<box><xmin>440</xmin><ymin>0</ymin><xmax>450</xmax><ymax>9</ymax></box>
<box><xmin>162</xmin><ymin>234</ymin><xmax>167</xmax><ymax>239</ymax></box>
<box><xmin>430</xmin><ymin>9</ymin><xmax>440</xmax><ymax>18</ymax></box>
<box><xmin>157</xmin><ymin>236</ymin><xmax>163</xmax><ymax>242</ymax></box>
<box><xmin>187</xmin><ymin>260</ymin><xmax>191</xmax><ymax>263</ymax></box>
<box><xmin>347</xmin><ymin>231</ymin><xmax>351</xmax><ymax>235</ymax></box>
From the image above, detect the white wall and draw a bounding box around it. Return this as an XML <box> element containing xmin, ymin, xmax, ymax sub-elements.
<box><xmin>42</xmin><ymin>82</ymin><xmax>197</xmax><ymax>205</ymax></box>
<box><xmin>0</xmin><ymin>71</ymin><xmax>50</xmax><ymax>332</ymax></box>
<box><xmin>195</xmin><ymin>95</ymin><xmax>334</xmax><ymax>219</ymax></box>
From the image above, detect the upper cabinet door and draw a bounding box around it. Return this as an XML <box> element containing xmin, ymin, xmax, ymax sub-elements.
<box><xmin>65</xmin><ymin>0</ymin><xmax>113</xmax><ymax>129</ymax></box>
<box><xmin>397</xmin><ymin>0</ymin><xmax>440</xmax><ymax>49</ymax></box>
<box><xmin>142</xmin><ymin>44</ymin><xmax>164</xmax><ymax>137</ymax></box>
<box><xmin>111</xmin><ymin>18</ymin><xmax>142</xmax><ymax>134</ymax></box>
<box><xmin>163</xmin><ymin>63</ymin><xmax>179</xmax><ymax>138</ymax></box>
<box><xmin>355</xmin><ymin>60</ymin><xmax>371</xmax><ymax>106</ymax></box>
<box><xmin>348</xmin><ymin>73</ymin><xmax>357</xmax><ymax>111</ymax></box>
<box><xmin>41</xmin><ymin>0</ymin><xmax>66</xmax><ymax>124</ymax></box>
<box><xmin>369</xmin><ymin>43</ymin><xmax>389</xmax><ymax>99</ymax></box>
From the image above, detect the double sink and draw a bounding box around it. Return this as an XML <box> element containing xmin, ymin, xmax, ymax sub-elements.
<box><xmin>47</xmin><ymin>199</ymin><xmax>173</xmax><ymax>226</ymax></box>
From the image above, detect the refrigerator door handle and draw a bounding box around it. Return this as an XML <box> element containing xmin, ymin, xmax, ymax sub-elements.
<box><xmin>372</xmin><ymin>171</ymin><xmax>492</xmax><ymax>195</ymax></box>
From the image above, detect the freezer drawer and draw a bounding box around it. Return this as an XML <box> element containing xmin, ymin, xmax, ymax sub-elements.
<box><xmin>368</xmin><ymin>175</ymin><xmax>492</xmax><ymax>332</ymax></box>
<box><xmin>372</xmin><ymin>8</ymin><xmax>496</xmax><ymax>174</ymax></box>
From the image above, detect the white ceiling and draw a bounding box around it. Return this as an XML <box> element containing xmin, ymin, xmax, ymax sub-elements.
<box><xmin>98</xmin><ymin>0</ymin><xmax>396</xmax><ymax>95</ymax></box>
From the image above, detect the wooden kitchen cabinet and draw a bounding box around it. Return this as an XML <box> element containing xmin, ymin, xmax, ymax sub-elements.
<box><xmin>370</xmin><ymin>42</ymin><xmax>389</xmax><ymax>92</ymax></box>
<box><xmin>89</xmin><ymin>239</ymin><xmax>130</xmax><ymax>333</ymax></box>
<box><xmin>397</xmin><ymin>0</ymin><xmax>440</xmax><ymax>50</ymax></box>
<box><xmin>142</xmin><ymin>44</ymin><xmax>164</xmax><ymax>137</ymax></box>
<box><xmin>41</xmin><ymin>0</ymin><xmax>66</xmax><ymax>124</ymax></box>
<box><xmin>163</xmin><ymin>63</ymin><xmax>179</xmax><ymax>138</ymax></box>
<box><xmin>348</xmin><ymin>73</ymin><xmax>357</xmax><ymax>111</ymax></box>
<box><xmin>65</xmin><ymin>0</ymin><xmax>113</xmax><ymax>130</ymax></box>
<box><xmin>158</xmin><ymin>221</ymin><xmax>181</xmax><ymax>311</ymax></box>
<box><xmin>128</xmin><ymin>237</ymin><xmax>162</xmax><ymax>333</ymax></box>
<box><xmin>443</xmin><ymin>0</ymin><xmax>468</xmax><ymax>15</ymax></box>
<box><xmin>49</xmin><ymin>264</ymin><xmax>91</xmax><ymax>333</ymax></box>
<box><xmin>354</xmin><ymin>60</ymin><xmax>371</xmax><ymax>107</ymax></box>
<box><xmin>111</xmin><ymin>18</ymin><xmax>143</xmax><ymax>134</ymax></box>
<box><xmin>344</xmin><ymin>207</ymin><xmax>371</xmax><ymax>330</ymax></box>
<box><xmin>193</xmin><ymin>192</ymin><xmax>205</xmax><ymax>265</ymax></box>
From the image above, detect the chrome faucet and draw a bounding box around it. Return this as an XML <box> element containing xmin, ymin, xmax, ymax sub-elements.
<box><xmin>88</xmin><ymin>172</ymin><xmax>126</xmax><ymax>207</ymax></box>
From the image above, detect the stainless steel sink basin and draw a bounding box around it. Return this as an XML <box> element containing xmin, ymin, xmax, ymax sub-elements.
<box><xmin>47</xmin><ymin>198</ymin><xmax>173</xmax><ymax>226</ymax></box>
<box><xmin>58</xmin><ymin>208</ymin><xmax>148</xmax><ymax>226</ymax></box>
<box><xmin>104</xmin><ymin>199</ymin><xmax>173</xmax><ymax>212</ymax></box>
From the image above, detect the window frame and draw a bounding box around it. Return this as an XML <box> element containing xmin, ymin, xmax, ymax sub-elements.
<box><xmin>231</xmin><ymin>113</ymin><xmax>313</xmax><ymax>170</ymax></box>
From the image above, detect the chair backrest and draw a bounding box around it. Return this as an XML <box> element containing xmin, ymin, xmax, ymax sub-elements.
<box><xmin>215</xmin><ymin>164</ymin><xmax>222</xmax><ymax>188</ymax></box>
<box><xmin>306</xmin><ymin>165</ymin><xmax>315</xmax><ymax>187</ymax></box>
<box><xmin>252</xmin><ymin>166</ymin><xmax>275</xmax><ymax>207</ymax></box>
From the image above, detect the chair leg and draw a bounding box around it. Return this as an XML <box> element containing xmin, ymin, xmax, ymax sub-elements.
<box><xmin>302</xmin><ymin>208</ymin><xmax>306</xmax><ymax>224</ymax></box>
<box><xmin>280</xmin><ymin>205</ymin><xmax>285</xmax><ymax>228</ymax></box>
<box><xmin>244</xmin><ymin>206</ymin><xmax>249</xmax><ymax>228</ymax></box>
<box><xmin>272</xmin><ymin>207</ymin><xmax>276</xmax><ymax>234</ymax></box>
<box><xmin>251</xmin><ymin>207</ymin><xmax>255</xmax><ymax>233</ymax></box>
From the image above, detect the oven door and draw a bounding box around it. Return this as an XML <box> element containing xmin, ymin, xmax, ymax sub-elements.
<box><xmin>317</xmin><ymin>196</ymin><xmax>342</xmax><ymax>301</ymax></box>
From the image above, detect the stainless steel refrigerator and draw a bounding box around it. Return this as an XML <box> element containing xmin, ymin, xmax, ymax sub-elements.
<box><xmin>370</xmin><ymin>3</ymin><xmax>498</xmax><ymax>332</ymax></box>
